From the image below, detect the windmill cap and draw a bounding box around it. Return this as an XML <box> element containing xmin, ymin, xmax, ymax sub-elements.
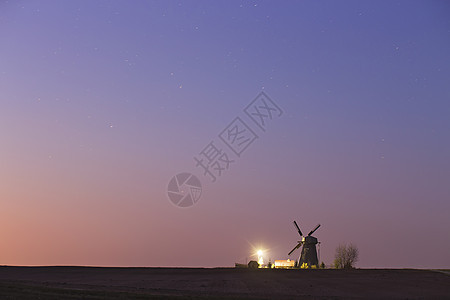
<box><xmin>303</xmin><ymin>236</ymin><xmax>318</xmax><ymax>243</ymax></box>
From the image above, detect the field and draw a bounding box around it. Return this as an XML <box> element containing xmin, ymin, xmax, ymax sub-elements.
<box><xmin>0</xmin><ymin>266</ymin><xmax>449</xmax><ymax>299</ymax></box>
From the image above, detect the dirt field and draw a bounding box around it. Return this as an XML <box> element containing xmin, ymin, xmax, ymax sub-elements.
<box><xmin>0</xmin><ymin>266</ymin><xmax>449</xmax><ymax>299</ymax></box>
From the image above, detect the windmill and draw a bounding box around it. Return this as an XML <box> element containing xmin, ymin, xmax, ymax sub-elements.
<box><xmin>288</xmin><ymin>221</ymin><xmax>321</xmax><ymax>268</ymax></box>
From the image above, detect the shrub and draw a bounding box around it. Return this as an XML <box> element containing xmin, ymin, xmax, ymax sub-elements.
<box><xmin>334</xmin><ymin>243</ymin><xmax>358</xmax><ymax>269</ymax></box>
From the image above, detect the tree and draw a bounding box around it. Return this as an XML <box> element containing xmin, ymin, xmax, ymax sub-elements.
<box><xmin>248</xmin><ymin>260</ymin><xmax>259</xmax><ymax>269</ymax></box>
<box><xmin>334</xmin><ymin>243</ymin><xmax>358</xmax><ymax>269</ymax></box>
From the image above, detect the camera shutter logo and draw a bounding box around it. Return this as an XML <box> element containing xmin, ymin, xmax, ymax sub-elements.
<box><xmin>167</xmin><ymin>173</ymin><xmax>202</xmax><ymax>207</ymax></box>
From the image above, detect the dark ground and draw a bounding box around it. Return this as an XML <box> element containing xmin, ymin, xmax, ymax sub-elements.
<box><xmin>0</xmin><ymin>266</ymin><xmax>449</xmax><ymax>299</ymax></box>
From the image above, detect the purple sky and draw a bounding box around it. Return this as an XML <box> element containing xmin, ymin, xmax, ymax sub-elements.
<box><xmin>1</xmin><ymin>0</ymin><xmax>449</xmax><ymax>268</ymax></box>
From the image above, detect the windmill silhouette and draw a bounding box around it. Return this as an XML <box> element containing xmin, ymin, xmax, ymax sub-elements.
<box><xmin>288</xmin><ymin>221</ymin><xmax>321</xmax><ymax>268</ymax></box>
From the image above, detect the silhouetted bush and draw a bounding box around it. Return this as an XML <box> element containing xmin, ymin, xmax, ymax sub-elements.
<box><xmin>334</xmin><ymin>243</ymin><xmax>358</xmax><ymax>269</ymax></box>
<box><xmin>248</xmin><ymin>260</ymin><xmax>259</xmax><ymax>269</ymax></box>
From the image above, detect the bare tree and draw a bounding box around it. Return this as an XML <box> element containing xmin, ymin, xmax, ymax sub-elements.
<box><xmin>334</xmin><ymin>243</ymin><xmax>358</xmax><ymax>269</ymax></box>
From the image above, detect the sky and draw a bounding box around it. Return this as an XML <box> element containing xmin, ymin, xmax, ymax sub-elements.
<box><xmin>1</xmin><ymin>0</ymin><xmax>449</xmax><ymax>268</ymax></box>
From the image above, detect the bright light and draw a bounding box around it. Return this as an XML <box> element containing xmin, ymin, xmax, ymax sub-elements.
<box><xmin>257</xmin><ymin>250</ymin><xmax>264</xmax><ymax>267</ymax></box>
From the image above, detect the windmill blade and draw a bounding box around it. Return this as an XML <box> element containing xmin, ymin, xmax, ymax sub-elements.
<box><xmin>288</xmin><ymin>242</ymin><xmax>302</xmax><ymax>256</ymax></box>
<box><xmin>308</xmin><ymin>224</ymin><xmax>321</xmax><ymax>236</ymax></box>
<box><xmin>293</xmin><ymin>221</ymin><xmax>303</xmax><ymax>236</ymax></box>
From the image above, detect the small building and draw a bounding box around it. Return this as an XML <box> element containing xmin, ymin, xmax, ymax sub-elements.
<box><xmin>274</xmin><ymin>259</ymin><xmax>296</xmax><ymax>269</ymax></box>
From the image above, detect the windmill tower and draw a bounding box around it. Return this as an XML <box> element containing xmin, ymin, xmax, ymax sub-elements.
<box><xmin>288</xmin><ymin>221</ymin><xmax>321</xmax><ymax>268</ymax></box>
